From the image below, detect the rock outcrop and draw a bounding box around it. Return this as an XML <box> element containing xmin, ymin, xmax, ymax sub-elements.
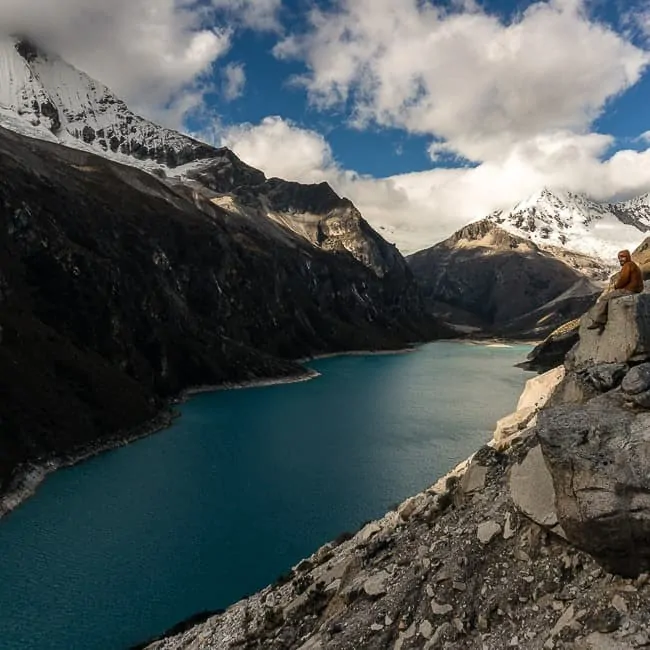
<box><xmin>520</xmin><ymin>235</ymin><xmax>650</xmax><ymax>373</ymax></box>
<box><xmin>537</xmin><ymin>395</ymin><xmax>650</xmax><ymax>577</ymax></box>
<box><xmin>520</xmin><ymin>319</ymin><xmax>582</xmax><ymax>373</ymax></box>
<box><xmin>569</xmin><ymin>295</ymin><xmax>650</xmax><ymax>368</ymax></box>
<box><xmin>533</xmin><ymin>292</ymin><xmax>650</xmax><ymax>577</ymax></box>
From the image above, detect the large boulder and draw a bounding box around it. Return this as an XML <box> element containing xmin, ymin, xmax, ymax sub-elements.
<box><xmin>509</xmin><ymin>444</ymin><xmax>566</xmax><ymax>538</ymax></box>
<box><xmin>537</xmin><ymin>395</ymin><xmax>650</xmax><ymax>577</ymax></box>
<box><xmin>570</xmin><ymin>294</ymin><xmax>650</xmax><ymax>369</ymax></box>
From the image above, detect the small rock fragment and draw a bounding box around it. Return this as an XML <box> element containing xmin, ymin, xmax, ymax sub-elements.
<box><xmin>622</xmin><ymin>363</ymin><xmax>650</xmax><ymax>395</ymax></box>
<box><xmin>420</xmin><ymin>619</ymin><xmax>433</xmax><ymax>639</ymax></box>
<box><xmin>611</xmin><ymin>594</ymin><xmax>628</xmax><ymax>614</ymax></box>
<box><xmin>431</xmin><ymin>600</ymin><xmax>453</xmax><ymax>616</ymax></box>
<box><xmin>460</xmin><ymin>461</ymin><xmax>488</xmax><ymax>494</ymax></box>
<box><xmin>593</xmin><ymin>607</ymin><xmax>622</xmax><ymax>634</ymax></box>
<box><xmin>403</xmin><ymin>622</ymin><xmax>416</xmax><ymax>639</ymax></box>
<box><xmin>550</xmin><ymin>604</ymin><xmax>575</xmax><ymax>637</ymax></box>
<box><xmin>363</xmin><ymin>571</ymin><xmax>389</xmax><ymax>597</ymax></box>
<box><xmin>357</xmin><ymin>522</ymin><xmax>382</xmax><ymax>543</ymax></box>
<box><xmin>477</xmin><ymin>520</ymin><xmax>502</xmax><ymax>544</ymax></box>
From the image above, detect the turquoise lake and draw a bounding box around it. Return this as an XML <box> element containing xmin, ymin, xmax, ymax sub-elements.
<box><xmin>0</xmin><ymin>341</ymin><xmax>533</xmax><ymax>650</ymax></box>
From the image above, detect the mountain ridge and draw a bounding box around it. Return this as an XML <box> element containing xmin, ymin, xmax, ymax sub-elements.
<box><xmin>407</xmin><ymin>219</ymin><xmax>601</xmax><ymax>338</ymax></box>
<box><xmin>3</xmin><ymin>36</ymin><xmax>650</xmax><ymax>270</ymax></box>
<box><xmin>0</xmin><ymin>35</ymin><xmax>409</xmax><ymax>279</ymax></box>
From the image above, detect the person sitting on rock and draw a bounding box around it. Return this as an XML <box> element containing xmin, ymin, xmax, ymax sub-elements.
<box><xmin>587</xmin><ymin>249</ymin><xmax>643</xmax><ymax>331</ymax></box>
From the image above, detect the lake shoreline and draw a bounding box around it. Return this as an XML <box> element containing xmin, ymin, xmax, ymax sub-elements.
<box><xmin>0</xmin><ymin>347</ymin><xmax>413</xmax><ymax>521</ymax></box>
<box><xmin>0</xmin><ymin>338</ymin><xmax>533</xmax><ymax>522</ymax></box>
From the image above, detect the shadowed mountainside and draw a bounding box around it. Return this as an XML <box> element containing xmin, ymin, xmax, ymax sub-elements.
<box><xmin>0</xmin><ymin>126</ymin><xmax>449</xmax><ymax>492</ymax></box>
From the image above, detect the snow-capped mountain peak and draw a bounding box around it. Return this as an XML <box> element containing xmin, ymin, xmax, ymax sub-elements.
<box><xmin>0</xmin><ymin>36</ymin><xmax>215</xmax><ymax>170</ymax></box>
<box><xmin>487</xmin><ymin>187</ymin><xmax>650</xmax><ymax>262</ymax></box>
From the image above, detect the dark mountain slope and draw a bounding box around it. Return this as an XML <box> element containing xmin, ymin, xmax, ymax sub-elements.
<box><xmin>185</xmin><ymin>160</ymin><xmax>406</xmax><ymax>278</ymax></box>
<box><xmin>0</xmin><ymin>126</ymin><xmax>448</xmax><ymax>491</ymax></box>
<box><xmin>408</xmin><ymin>220</ymin><xmax>599</xmax><ymax>336</ymax></box>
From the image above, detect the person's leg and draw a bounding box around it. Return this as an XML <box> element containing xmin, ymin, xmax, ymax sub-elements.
<box><xmin>587</xmin><ymin>290</ymin><xmax>630</xmax><ymax>328</ymax></box>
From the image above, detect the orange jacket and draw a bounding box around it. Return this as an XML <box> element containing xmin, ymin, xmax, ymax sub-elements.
<box><xmin>615</xmin><ymin>260</ymin><xmax>644</xmax><ymax>293</ymax></box>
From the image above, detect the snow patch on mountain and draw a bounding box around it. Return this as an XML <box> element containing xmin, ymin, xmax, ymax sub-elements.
<box><xmin>488</xmin><ymin>188</ymin><xmax>650</xmax><ymax>263</ymax></box>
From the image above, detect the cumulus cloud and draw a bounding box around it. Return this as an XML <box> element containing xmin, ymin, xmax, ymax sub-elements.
<box><xmin>222</xmin><ymin>116</ymin><xmax>338</xmax><ymax>183</ymax></box>
<box><xmin>275</xmin><ymin>0</ymin><xmax>649</xmax><ymax>162</ymax></box>
<box><xmin>0</xmin><ymin>0</ymin><xmax>280</xmax><ymax>128</ymax></box>
<box><xmin>222</xmin><ymin>62</ymin><xmax>247</xmax><ymax>101</ymax></box>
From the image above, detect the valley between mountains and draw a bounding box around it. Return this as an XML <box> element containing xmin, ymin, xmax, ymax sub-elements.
<box><xmin>3</xmin><ymin>34</ymin><xmax>650</xmax><ymax>650</ymax></box>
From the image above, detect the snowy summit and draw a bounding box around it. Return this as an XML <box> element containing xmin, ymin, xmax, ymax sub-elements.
<box><xmin>487</xmin><ymin>188</ymin><xmax>650</xmax><ymax>262</ymax></box>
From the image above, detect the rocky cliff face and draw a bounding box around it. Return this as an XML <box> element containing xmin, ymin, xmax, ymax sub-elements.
<box><xmin>407</xmin><ymin>220</ymin><xmax>600</xmax><ymax>338</ymax></box>
<box><xmin>140</xmin><ymin>294</ymin><xmax>650</xmax><ymax>650</ymax></box>
<box><xmin>183</xmin><ymin>162</ymin><xmax>406</xmax><ymax>279</ymax></box>
<box><xmin>0</xmin><ymin>124</ymin><xmax>447</xmax><ymax>495</ymax></box>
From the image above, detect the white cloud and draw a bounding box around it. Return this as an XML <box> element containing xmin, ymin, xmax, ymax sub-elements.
<box><xmin>221</xmin><ymin>116</ymin><xmax>338</xmax><ymax>183</ymax></box>
<box><xmin>275</xmin><ymin>0</ymin><xmax>649</xmax><ymax>163</ymax></box>
<box><xmin>211</xmin><ymin>0</ymin><xmax>283</xmax><ymax>32</ymax></box>
<box><xmin>222</xmin><ymin>62</ymin><xmax>246</xmax><ymax>101</ymax></box>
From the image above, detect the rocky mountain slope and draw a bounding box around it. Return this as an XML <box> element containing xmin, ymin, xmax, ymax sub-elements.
<box><xmin>138</xmin><ymin>294</ymin><xmax>650</xmax><ymax>650</ymax></box>
<box><xmin>0</xmin><ymin>36</ymin><xmax>404</xmax><ymax>278</ymax></box>
<box><xmin>0</xmin><ymin>124</ymin><xmax>449</xmax><ymax>499</ymax></box>
<box><xmin>407</xmin><ymin>220</ymin><xmax>601</xmax><ymax>338</ymax></box>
